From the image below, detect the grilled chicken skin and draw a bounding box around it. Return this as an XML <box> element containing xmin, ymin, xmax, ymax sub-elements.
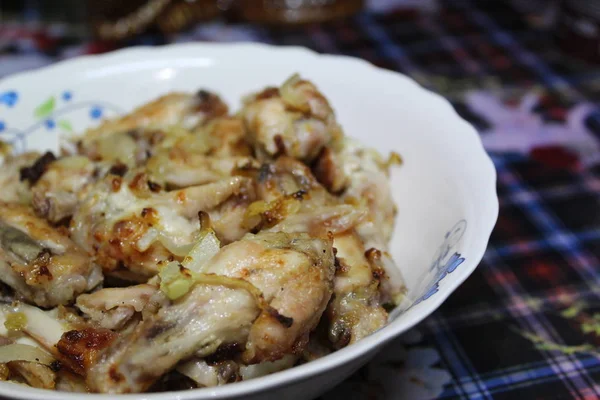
<box><xmin>240</xmin><ymin>75</ymin><xmax>342</xmax><ymax>162</ymax></box>
<box><xmin>0</xmin><ymin>75</ymin><xmax>403</xmax><ymax>394</ymax></box>
<box><xmin>82</xmin><ymin>231</ymin><xmax>333</xmax><ymax>393</ymax></box>
<box><xmin>0</xmin><ymin>203</ymin><xmax>102</xmax><ymax>307</ymax></box>
<box><xmin>243</xmin><ymin>157</ymin><xmax>392</xmax><ymax>346</ymax></box>
<box><xmin>31</xmin><ymin>156</ymin><xmax>109</xmax><ymax>224</ymax></box>
<box><xmin>71</xmin><ymin>172</ymin><xmax>255</xmax><ymax>282</ymax></box>
<box><xmin>76</xmin><ymin>91</ymin><xmax>228</xmax><ymax>167</ymax></box>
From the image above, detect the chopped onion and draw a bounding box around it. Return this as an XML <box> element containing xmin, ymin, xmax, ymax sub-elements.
<box><xmin>4</xmin><ymin>313</ymin><xmax>27</xmax><ymax>332</ymax></box>
<box><xmin>245</xmin><ymin>200</ymin><xmax>269</xmax><ymax>219</ymax></box>
<box><xmin>244</xmin><ymin>196</ymin><xmax>302</xmax><ymax>229</ymax></box>
<box><xmin>0</xmin><ymin>344</ymin><xmax>54</xmax><ymax>365</ymax></box>
<box><xmin>177</xmin><ymin>360</ymin><xmax>219</xmax><ymax>388</ymax></box>
<box><xmin>182</xmin><ymin>230</ymin><xmax>220</xmax><ymax>273</ymax></box>
<box><xmin>157</xmin><ymin>233</ymin><xmax>195</xmax><ymax>257</ymax></box>
<box><xmin>240</xmin><ymin>355</ymin><xmax>297</xmax><ymax>381</ymax></box>
<box><xmin>136</xmin><ymin>228</ymin><xmax>158</xmax><ymax>252</ymax></box>
<box><xmin>14</xmin><ymin>304</ymin><xmax>67</xmax><ymax>353</ymax></box>
<box><xmin>158</xmin><ymin>263</ymin><xmax>273</xmax><ymax>314</ymax></box>
<box><xmin>158</xmin><ymin>262</ymin><xmax>194</xmax><ymax>301</ymax></box>
<box><xmin>55</xmin><ymin>156</ymin><xmax>92</xmax><ymax>170</ymax></box>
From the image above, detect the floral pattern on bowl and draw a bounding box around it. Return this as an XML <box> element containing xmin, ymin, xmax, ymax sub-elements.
<box><xmin>0</xmin><ymin>89</ymin><xmax>122</xmax><ymax>152</ymax></box>
<box><xmin>0</xmin><ymin>43</ymin><xmax>498</xmax><ymax>400</ymax></box>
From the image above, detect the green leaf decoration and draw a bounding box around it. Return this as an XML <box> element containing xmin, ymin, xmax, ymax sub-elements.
<box><xmin>34</xmin><ymin>96</ymin><xmax>56</xmax><ymax>119</ymax></box>
<box><xmin>58</xmin><ymin>119</ymin><xmax>73</xmax><ymax>132</ymax></box>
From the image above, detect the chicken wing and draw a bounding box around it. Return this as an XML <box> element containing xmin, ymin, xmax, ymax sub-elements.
<box><xmin>242</xmin><ymin>157</ymin><xmax>392</xmax><ymax>346</ymax></box>
<box><xmin>193</xmin><ymin>116</ymin><xmax>253</xmax><ymax>158</ymax></box>
<box><xmin>146</xmin><ymin>116</ymin><xmax>254</xmax><ymax>189</ymax></box>
<box><xmin>314</xmin><ymin>138</ymin><xmax>406</xmax><ymax>304</ymax></box>
<box><xmin>240</xmin><ymin>74</ymin><xmax>342</xmax><ymax>162</ymax></box>
<box><xmin>239</xmin><ymin>157</ymin><xmax>365</xmax><ymax>236</ymax></box>
<box><xmin>76</xmin><ymin>91</ymin><xmax>228</xmax><ymax>166</ymax></box>
<box><xmin>81</xmin><ymin>231</ymin><xmax>333</xmax><ymax>393</ymax></box>
<box><xmin>86</xmin><ymin>284</ymin><xmax>259</xmax><ymax>393</ymax></box>
<box><xmin>31</xmin><ymin>156</ymin><xmax>109</xmax><ymax>224</ymax></box>
<box><xmin>0</xmin><ymin>203</ymin><xmax>102</xmax><ymax>307</ymax></box>
<box><xmin>327</xmin><ymin>231</ymin><xmax>388</xmax><ymax>348</ymax></box>
<box><xmin>70</xmin><ymin>172</ymin><xmax>255</xmax><ymax>281</ymax></box>
<box><xmin>0</xmin><ymin>76</ymin><xmax>406</xmax><ymax>394</ymax></box>
<box><xmin>200</xmin><ymin>231</ymin><xmax>335</xmax><ymax>363</ymax></box>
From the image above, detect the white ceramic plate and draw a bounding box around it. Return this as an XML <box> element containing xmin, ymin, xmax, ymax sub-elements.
<box><xmin>0</xmin><ymin>43</ymin><xmax>498</xmax><ymax>400</ymax></box>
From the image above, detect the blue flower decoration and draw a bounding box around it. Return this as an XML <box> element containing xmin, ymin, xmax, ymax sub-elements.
<box><xmin>62</xmin><ymin>91</ymin><xmax>72</xmax><ymax>101</ymax></box>
<box><xmin>420</xmin><ymin>282</ymin><xmax>441</xmax><ymax>302</ymax></box>
<box><xmin>0</xmin><ymin>121</ymin><xmax>5</xmax><ymax>132</ymax></box>
<box><xmin>90</xmin><ymin>107</ymin><xmax>103</xmax><ymax>120</ymax></box>
<box><xmin>45</xmin><ymin>119</ymin><xmax>55</xmax><ymax>130</ymax></box>
<box><xmin>445</xmin><ymin>253</ymin><xmax>465</xmax><ymax>273</ymax></box>
<box><xmin>416</xmin><ymin>252</ymin><xmax>465</xmax><ymax>304</ymax></box>
<box><xmin>0</xmin><ymin>91</ymin><xmax>18</xmax><ymax>108</ymax></box>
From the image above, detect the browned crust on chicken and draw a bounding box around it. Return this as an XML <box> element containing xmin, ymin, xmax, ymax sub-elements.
<box><xmin>57</xmin><ymin>328</ymin><xmax>117</xmax><ymax>376</ymax></box>
<box><xmin>0</xmin><ymin>202</ymin><xmax>102</xmax><ymax>307</ymax></box>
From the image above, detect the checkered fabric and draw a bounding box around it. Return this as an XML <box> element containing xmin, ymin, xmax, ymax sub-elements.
<box><xmin>2</xmin><ymin>0</ymin><xmax>600</xmax><ymax>398</ymax></box>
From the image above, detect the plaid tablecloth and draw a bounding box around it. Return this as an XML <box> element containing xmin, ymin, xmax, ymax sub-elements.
<box><xmin>2</xmin><ymin>0</ymin><xmax>600</xmax><ymax>399</ymax></box>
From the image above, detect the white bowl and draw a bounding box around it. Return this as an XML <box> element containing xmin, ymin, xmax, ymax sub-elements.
<box><xmin>0</xmin><ymin>43</ymin><xmax>498</xmax><ymax>400</ymax></box>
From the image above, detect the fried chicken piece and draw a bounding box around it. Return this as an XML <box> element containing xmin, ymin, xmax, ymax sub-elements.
<box><xmin>194</xmin><ymin>116</ymin><xmax>253</xmax><ymax>158</ymax></box>
<box><xmin>314</xmin><ymin>138</ymin><xmax>398</xmax><ymax>245</ymax></box>
<box><xmin>242</xmin><ymin>157</ymin><xmax>391</xmax><ymax>346</ymax></box>
<box><xmin>240</xmin><ymin>157</ymin><xmax>366</xmax><ymax>236</ymax></box>
<box><xmin>0</xmin><ymin>203</ymin><xmax>102</xmax><ymax>307</ymax></box>
<box><xmin>327</xmin><ymin>232</ymin><xmax>388</xmax><ymax>348</ymax></box>
<box><xmin>86</xmin><ymin>284</ymin><xmax>259</xmax><ymax>393</ymax></box>
<box><xmin>31</xmin><ymin>156</ymin><xmax>110</xmax><ymax>223</ymax></box>
<box><xmin>70</xmin><ymin>173</ymin><xmax>255</xmax><ymax>281</ymax></box>
<box><xmin>201</xmin><ymin>231</ymin><xmax>335</xmax><ymax>364</ymax></box>
<box><xmin>146</xmin><ymin>117</ymin><xmax>254</xmax><ymax>189</ymax></box>
<box><xmin>240</xmin><ymin>74</ymin><xmax>342</xmax><ymax>162</ymax></box>
<box><xmin>83</xmin><ymin>231</ymin><xmax>333</xmax><ymax>393</ymax></box>
<box><xmin>314</xmin><ymin>138</ymin><xmax>406</xmax><ymax>304</ymax></box>
<box><xmin>76</xmin><ymin>91</ymin><xmax>228</xmax><ymax>166</ymax></box>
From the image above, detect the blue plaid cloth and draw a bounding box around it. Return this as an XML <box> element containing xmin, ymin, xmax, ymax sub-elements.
<box><xmin>2</xmin><ymin>0</ymin><xmax>600</xmax><ymax>398</ymax></box>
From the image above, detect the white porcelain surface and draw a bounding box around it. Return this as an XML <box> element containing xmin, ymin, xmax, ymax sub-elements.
<box><xmin>0</xmin><ymin>43</ymin><xmax>498</xmax><ymax>400</ymax></box>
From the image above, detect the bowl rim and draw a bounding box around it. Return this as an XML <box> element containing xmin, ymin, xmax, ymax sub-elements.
<box><xmin>0</xmin><ymin>42</ymin><xmax>499</xmax><ymax>400</ymax></box>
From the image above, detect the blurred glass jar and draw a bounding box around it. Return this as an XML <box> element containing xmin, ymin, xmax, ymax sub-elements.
<box><xmin>238</xmin><ymin>0</ymin><xmax>364</xmax><ymax>25</ymax></box>
<box><xmin>88</xmin><ymin>0</ymin><xmax>221</xmax><ymax>40</ymax></box>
